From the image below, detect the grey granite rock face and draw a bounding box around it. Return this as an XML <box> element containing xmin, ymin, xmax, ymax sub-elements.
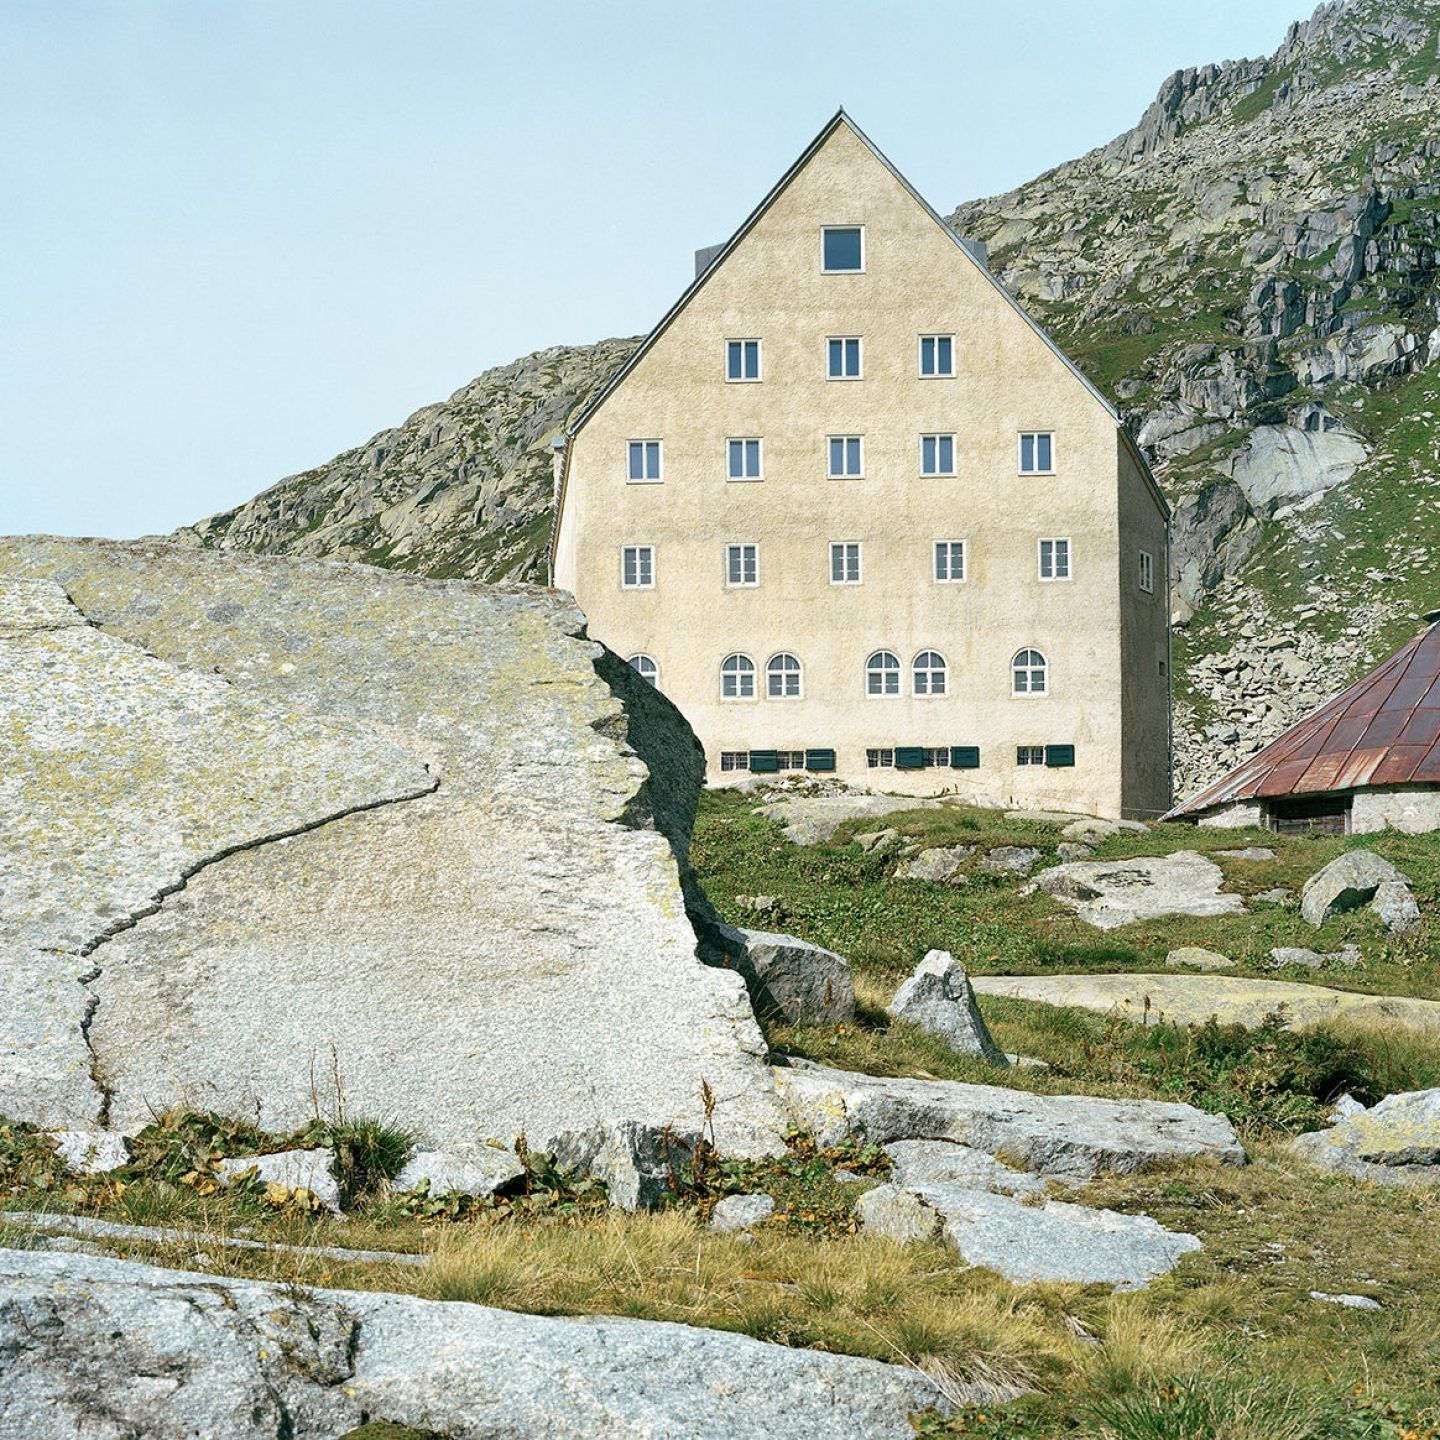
<box><xmin>1165</xmin><ymin>946</ymin><xmax>1235</xmax><ymax>971</ymax></box>
<box><xmin>896</xmin><ymin>845</ymin><xmax>974</xmax><ymax>883</ymax></box>
<box><xmin>887</xmin><ymin>952</ymin><xmax>1007</xmax><ymax>1064</ymax></box>
<box><xmin>1372</xmin><ymin>879</ymin><xmax>1421</xmax><ymax>935</ymax></box>
<box><xmin>715</xmin><ymin>925</ymin><xmax>856</xmax><ymax>1026</ymax></box>
<box><xmin>883</xmin><ymin>1139</ymin><xmax>1044</xmax><ymax>1197</ymax></box>
<box><xmin>0</xmin><ymin>539</ymin><xmax>785</xmax><ymax>1163</ymax></box>
<box><xmin>709</xmin><ymin>1193</ymin><xmax>776</xmax><ymax>1233</ymax></box>
<box><xmin>215</xmin><ymin>1149</ymin><xmax>342</xmax><ymax>1214</ymax></box>
<box><xmin>758</xmin><ymin>793</ymin><xmax>942</xmax><ymax>845</ymax></box>
<box><xmin>1290</xmin><ymin>1087</ymin><xmax>1440</xmax><ymax>1186</ymax></box>
<box><xmin>854</xmin><ymin>1183</ymin><xmax>945</xmax><ymax>1244</ymax></box>
<box><xmin>1268</xmin><ymin>945</ymin><xmax>1362</xmax><ymax>970</ymax></box>
<box><xmin>0</xmin><ymin>1248</ymin><xmax>974</xmax><ymax>1437</ymax></box>
<box><xmin>773</xmin><ymin>1060</ymin><xmax>1244</xmax><ymax>1178</ymax></box>
<box><xmin>0</xmin><ymin>574</ymin><xmax>435</xmax><ymax>1128</ymax></box>
<box><xmin>978</xmin><ymin>846</ymin><xmax>1041</xmax><ymax>876</ymax></box>
<box><xmin>47</xmin><ymin>1129</ymin><xmax>129</xmax><ymax>1175</ymax></box>
<box><xmin>1300</xmin><ymin>849</ymin><xmax>1405</xmax><ymax>927</ymax></box>
<box><xmin>1026</xmin><ymin>852</ymin><xmax>1245</xmax><ymax>930</ymax></box>
<box><xmin>393</xmin><ymin>1143</ymin><xmax>525</xmax><ymax>1199</ymax></box>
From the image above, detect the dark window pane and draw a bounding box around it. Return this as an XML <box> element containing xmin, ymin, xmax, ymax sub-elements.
<box><xmin>823</xmin><ymin>227</ymin><xmax>862</xmax><ymax>271</ymax></box>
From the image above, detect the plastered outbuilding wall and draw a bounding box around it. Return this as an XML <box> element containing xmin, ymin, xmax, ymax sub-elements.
<box><xmin>555</xmin><ymin>117</ymin><xmax>1170</xmax><ymax>819</ymax></box>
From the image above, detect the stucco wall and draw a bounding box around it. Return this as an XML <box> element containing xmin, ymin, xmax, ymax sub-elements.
<box><xmin>1352</xmin><ymin>786</ymin><xmax>1440</xmax><ymax>834</ymax></box>
<box><xmin>556</xmin><ymin>120</ymin><xmax>1160</xmax><ymax>817</ymax></box>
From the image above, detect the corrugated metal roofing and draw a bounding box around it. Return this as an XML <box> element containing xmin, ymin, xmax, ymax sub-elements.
<box><xmin>1168</xmin><ymin>621</ymin><xmax>1440</xmax><ymax>819</ymax></box>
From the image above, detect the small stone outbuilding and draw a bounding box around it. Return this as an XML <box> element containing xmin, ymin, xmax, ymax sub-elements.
<box><xmin>1168</xmin><ymin>618</ymin><xmax>1440</xmax><ymax>835</ymax></box>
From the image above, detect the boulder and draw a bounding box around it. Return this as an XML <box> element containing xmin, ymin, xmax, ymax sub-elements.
<box><xmin>757</xmin><ymin>793</ymin><xmax>943</xmax><ymax>845</ymax></box>
<box><xmin>714</xmin><ymin>925</ymin><xmax>856</xmax><ymax>1026</ymax></box>
<box><xmin>1216</xmin><ymin>847</ymin><xmax>1275</xmax><ymax>860</ymax></box>
<box><xmin>709</xmin><ymin>1193</ymin><xmax>776</xmax><ymax>1233</ymax></box>
<box><xmin>887</xmin><ymin>951</ymin><xmax>1007</xmax><ymax>1064</ymax></box>
<box><xmin>854</xmin><ymin>1183</ymin><xmax>944</xmax><ymax>1243</ymax></box>
<box><xmin>392</xmin><ymin>1144</ymin><xmax>525</xmax><ymax>1199</ymax></box>
<box><xmin>1165</xmin><ymin>946</ymin><xmax>1235</xmax><ymax>971</ymax></box>
<box><xmin>549</xmin><ymin>1122</ymin><xmax>702</xmax><ymax>1213</ymax></box>
<box><xmin>978</xmin><ymin>846</ymin><xmax>1041</xmax><ymax>876</ymax></box>
<box><xmin>1290</xmin><ymin>1087</ymin><xmax>1440</xmax><ymax>1186</ymax></box>
<box><xmin>854</xmin><ymin>827</ymin><xmax>901</xmax><ymax>854</ymax></box>
<box><xmin>896</xmin><ymin>844</ymin><xmax>974</xmax><ymax>883</ymax></box>
<box><xmin>1056</xmin><ymin>842</ymin><xmax>1095</xmax><ymax>862</ymax></box>
<box><xmin>1026</xmin><ymin>852</ymin><xmax>1245</xmax><ymax>929</ymax></box>
<box><xmin>0</xmin><ymin>539</ymin><xmax>786</xmax><ymax>1166</ymax></box>
<box><xmin>1372</xmin><ymin>879</ymin><xmax>1421</xmax><ymax>935</ymax></box>
<box><xmin>0</xmin><ymin>1249</ymin><xmax>977</xmax><ymax>1437</ymax></box>
<box><xmin>1309</xmin><ymin>1291</ymin><xmax>1382</xmax><ymax>1310</ymax></box>
<box><xmin>1059</xmin><ymin>817</ymin><xmax>1148</xmax><ymax>844</ymax></box>
<box><xmin>1300</xmin><ymin>850</ymin><xmax>1405</xmax><ymax>926</ymax></box>
<box><xmin>773</xmin><ymin>1059</ymin><xmax>1244</xmax><ymax>1177</ymax></box>
<box><xmin>1268</xmin><ymin>945</ymin><xmax>1362</xmax><ymax>969</ymax></box>
<box><xmin>215</xmin><ymin>1148</ymin><xmax>343</xmax><ymax>1215</ymax></box>
<box><xmin>884</xmin><ymin>1138</ymin><xmax>1044</xmax><ymax>1196</ymax></box>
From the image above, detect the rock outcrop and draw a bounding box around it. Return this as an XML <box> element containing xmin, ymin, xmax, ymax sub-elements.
<box><xmin>1026</xmin><ymin>852</ymin><xmax>1246</xmax><ymax>929</ymax></box>
<box><xmin>0</xmin><ymin>1248</ymin><xmax>969</xmax><ymax>1437</ymax></box>
<box><xmin>1291</xmin><ymin>1087</ymin><xmax>1440</xmax><ymax>1186</ymax></box>
<box><xmin>887</xmin><ymin>952</ymin><xmax>1008</xmax><ymax>1064</ymax></box>
<box><xmin>1299</xmin><ymin>849</ymin><xmax>1412</xmax><ymax>926</ymax></box>
<box><xmin>0</xmin><ymin>538</ymin><xmax>785</xmax><ymax>1163</ymax></box>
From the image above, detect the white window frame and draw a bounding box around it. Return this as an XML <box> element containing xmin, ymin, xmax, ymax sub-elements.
<box><xmin>1011</xmin><ymin>648</ymin><xmax>1049</xmax><ymax>697</ymax></box>
<box><xmin>765</xmin><ymin>652</ymin><xmax>803</xmax><ymax>701</ymax></box>
<box><xmin>620</xmin><ymin>544</ymin><xmax>655</xmax><ymax>590</ymax></box>
<box><xmin>1016</xmin><ymin>745</ymin><xmax>1046</xmax><ymax>766</ymax></box>
<box><xmin>918</xmin><ymin>333</ymin><xmax>955</xmax><ymax>378</ymax></box>
<box><xmin>866</xmin><ymin>747</ymin><xmax>895</xmax><ymax>768</ymax></box>
<box><xmin>865</xmin><ymin>649</ymin><xmax>901</xmax><ymax>699</ymax></box>
<box><xmin>829</xmin><ymin>540</ymin><xmax>862</xmax><ymax>586</ymax></box>
<box><xmin>1038</xmin><ymin>537</ymin><xmax>1072</xmax><ymax>582</ymax></box>
<box><xmin>726</xmin><ymin>437</ymin><xmax>764</xmax><ymax>482</ymax></box>
<box><xmin>826</xmin><ymin>335</ymin><xmax>863</xmax><ymax>381</ymax></box>
<box><xmin>725</xmin><ymin>541</ymin><xmax>759</xmax><ymax>589</ymax></box>
<box><xmin>920</xmin><ymin>433</ymin><xmax>956</xmax><ymax>477</ymax></box>
<box><xmin>827</xmin><ymin>435</ymin><xmax>864</xmax><ymax>479</ymax></box>
<box><xmin>933</xmin><ymin>539</ymin><xmax>966</xmax><ymax>583</ymax></box>
<box><xmin>626</xmin><ymin>439</ymin><xmax>663</xmax><ymax>484</ymax></box>
<box><xmin>912</xmin><ymin>649</ymin><xmax>948</xmax><ymax>698</ymax></box>
<box><xmin>626</xmin><ymin>654</ymin><xmax>660</xmax><ymax>688</ymax></box>
<box><xmin>1018</xmin><ymin>431</ymin><xmax>1055</xmax><ymax>476</ymax></box>
<box><xmin>720</xmin><ymin>750</ymin><xmax>750</xmax><ymax>772</ymax></box>
<box><xmin>720</xmin><ymin>652</ymin><xmax>757</xmax><ymax>702</ymax></box>
<box><xmin>726</xmin><ymin>338</ymin><xmax>761</xmax><ymax>383</ymax></box>
<box><xmin>820</xmin><ymin>224</ymin><xmax>865</xmax><ymax>274</ymax></box>
<box><xmin>1139</xmin><ymin>550</ymin><xmax>1155</xmax><ymax>594</ymax></box>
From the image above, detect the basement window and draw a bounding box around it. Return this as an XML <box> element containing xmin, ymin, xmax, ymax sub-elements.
<box><xmin>1268</xmin><ymin>795</ymin><xmax>1352</xmax><ymax>836</ymax></box>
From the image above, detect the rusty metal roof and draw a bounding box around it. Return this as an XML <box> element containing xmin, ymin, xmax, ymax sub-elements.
<box><xmin>1168</xmin><ymin>621</ymin><xmax>1440</xmax><ymax>820</ymax></box>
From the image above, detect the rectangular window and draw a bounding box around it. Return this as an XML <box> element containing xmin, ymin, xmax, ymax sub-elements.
<box><xmin>827</xmin><ymin>435</ymin><xmax>863</xmax><ymax>478</ymax></box>
<box><xmin>1139</xmin><ymin>550</ymin><xmax>1155</xmax><ymax>593</ymax></box>
<box><xmin>866</xmin><ymin>748</ymin><xmax>895</xmax><ymax>768</ymax></box>
<box><xmin>1019</xmin><ymin>432</ymin><xmax>1055</xmax><ymax>474</ymax></box>
<box><xmin>934</xmin><ymin>540</ymin><xmax>966</xmax><ymax>582</ymax></box>
<box><xmin>727</xmin><ymin>437</ymin><xmax>763</xmax><ymax>481</ymax></box>
<box><xmin>919</xmin><ymin>334</ymin><xmax>954</xmax><ymax>377</ymax></box>
<box><xmin>720</xmin><ymin>751</ymin><xmax>750</xmax><ymax>772</ymax></box>
<box><xmin>1038</xmin><ymin>538</ymin><xmax>1071</xmax><ymax>581</ymax></box>
<box><xmin>774</xmin><ymin>750</ymin><xmax>806</xmax><ymax>770</ymax></box>
<box><xmin>822</xmin><ymin>226</ymin><xmax>864</xmax><ymax>272</ymax></box>
<box><xmin>621</xmin><ymin>545</ymin><xmax>654</xmax><ymax>589</ymax></box>
<box><xmin>1016</xmin><ymin>745</ymin><xmax>1045</xmax><ymax>766</ymax></box>
<box><xmin>921</xmin><ymin>746</ymin><xmax>951</xmax><ymax>768</ymax></box>
<box><xmin>725</xmin><ymin>542</ymin><xmax>758</xmax><ymax>588</ymax></box>
<box><xmin>921</xmin><ymin>434</ymin><xmax>955</xmax><ymax>476</ymax></box>
<box><xmin>726</xmin><ymin>339</ymin><xmax>760</xmax><ymax>382</ymax></box>
<box><xmin>627</xmin><ymin>440</ymin><xmax>662</xmax><ymax>483</ymax></box>
<box><xmin>827</xmin><ymin>336</ymin><xmax>862</xmax><ymax>379</ymax></box>
<box><xmin>829</xmin><ymin>541</ymin><xmax>862</xmax><ymax>585</ymax></box>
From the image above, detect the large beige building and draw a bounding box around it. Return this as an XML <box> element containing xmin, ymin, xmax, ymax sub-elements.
<box><xmin>553</xmin><ymin>112</ymin><xmax>1171</xmax><ymax>819</ymax></box>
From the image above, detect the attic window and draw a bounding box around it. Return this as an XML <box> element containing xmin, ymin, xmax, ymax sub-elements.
<box><xmin>822</xmin><ymin>226</ymin><xmax>864</xmax><ymax>272</ymax></box>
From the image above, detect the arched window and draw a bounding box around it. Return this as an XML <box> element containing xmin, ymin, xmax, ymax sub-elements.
<box><xmin>721</xmin><ymin>652</ymin><xmax>756</xmax><ymax>700</ymax></box>
<box><xmin>766</xmin><ymin>652</ymin><xmax>802</xmax><ymax>699</ymax></box>
<box><xmin>1012</xmin><ymin>648</ymin><xmax>1048</xmax><ymax>695</ymax></box>
<box><xmin>913</xmin><ymin>650</ymin><xmax>948</xmax><ymax>696</ymax></box>
<box><xmin>866</xmin><ymin>650</ymin><xmax>901</xmax><ymax>697</ymax></box>
<box><xmin>626</xmin><ymin>654</ymin><xmax>660</xmax><ymax>688</ymax></box>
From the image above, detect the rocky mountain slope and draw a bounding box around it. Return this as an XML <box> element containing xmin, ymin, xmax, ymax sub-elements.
<box><xmin>178</xmin><ymin>0</ymin><xmax>1440</xmax><ymax>797</ymax></box>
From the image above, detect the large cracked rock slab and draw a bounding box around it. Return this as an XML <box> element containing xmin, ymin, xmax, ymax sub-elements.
<box><xmin>1299</xmin><ymin>849</ymin><xmax>1407</xmax><ymax>927</ymax></box>
<box><xmin>0</xmin><ymin>575</ymin><xmax>434</xmax><ymax>1126</ymax></box>
<box><xmin>757</xmin><ymin>793</ymin><xmax>944</xmax><ymax>845</ymax></box>
<box><xmin>0</xmin><ymin>539</ymin><xmax>785</xmax><ymax>1157</ymax></box>
<box><xmin>971</xmin><ymin>973</ymin><xmax>1440</xmax><ymax>1034</ymax></box>
<box><xmin>1026</xmin><ymin>851</ymin><xmax>1245</xmax><ymax>929</ymax></box>
<box><xmin>773</xmin><ymin>1060</ymin><xmax>1243</xmax><ymax>1178</ymax></box>
<box><xmin>0</xmin><ymin>1248</ymin><xmax>969</xmax><ymax>1438</ymax></box>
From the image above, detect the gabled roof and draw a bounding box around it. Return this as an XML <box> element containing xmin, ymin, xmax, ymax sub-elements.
<box><xmin>550</xmin><ymin>109</ymin><xmax>1166</xmax><ymax>570</ymax></box>
<box><xmin>1168</xmin><ymin>621</ymin><xmax>1440</xmax><ymax>819</ymax></box>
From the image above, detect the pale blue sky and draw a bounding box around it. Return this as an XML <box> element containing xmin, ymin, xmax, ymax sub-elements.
<box><xmin>2</xmin><ymin>0</ymin><xmax>1309</xmax><ymax>539</ymax></box>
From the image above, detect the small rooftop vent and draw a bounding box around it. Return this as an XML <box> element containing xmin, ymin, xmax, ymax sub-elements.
<box><xmin>694</xmin><ymin>242</ymin><xmax>726</xmax><ymax>278</ymax></box>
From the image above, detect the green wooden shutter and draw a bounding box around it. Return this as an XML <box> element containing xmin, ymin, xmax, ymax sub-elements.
<box><xmin>950</xmin><ymin>745</ymin><xmax>980</xmax><ymax>769</ymax></box>
<box><xmin>805</xmin><ymin>748</ymin><xmax>836</xmax><ymax>772</ymax></box>
<box><xmin>1045</xmin><ymin>744</ymin><xmax>1076</xmax><ymax>768</ymax></box>
<box><xmin>748</xmin><ymin>749</ymin><xmax>780</xmax><ymax>773</ymax></box>
<box><xmin>895</xmin><ymin>746</ymin><xmax>925</xmax><ymax>770</ymax></box>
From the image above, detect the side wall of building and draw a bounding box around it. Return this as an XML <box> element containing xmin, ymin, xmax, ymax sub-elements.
<box><xmin>556</xmin><ymin>123</ymin><xmax>1141</xmax><ymax>815</ymax></box>
<box><xmin>1351</xmin><ymin>786</ymin><xmax>1440</xmax><ymax>834</ymax></box>
<box><xmin>1115</xmin><ymin>434</ymin><xmax>1172</xmax><ymax>819</ymax></box>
